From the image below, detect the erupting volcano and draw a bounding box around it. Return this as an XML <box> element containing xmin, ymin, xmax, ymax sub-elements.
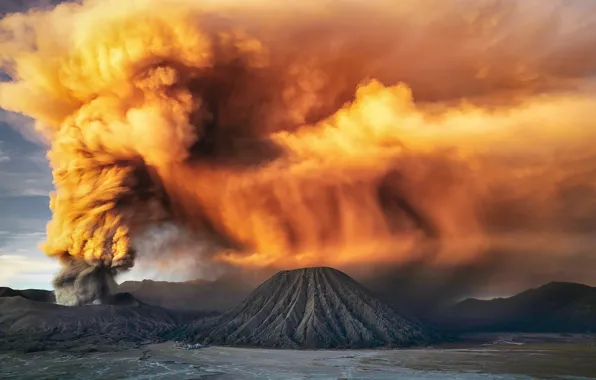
<box><xmin>1</xmin><ymin>0</ymin><xmax>596</xmax><ymax>305</ymax></box>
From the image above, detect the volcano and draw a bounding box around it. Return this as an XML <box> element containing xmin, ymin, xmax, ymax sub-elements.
<box><xmin>177</xmin><ymin>267</ymin><xmax>436</xmax><ymax>348</ymax></box>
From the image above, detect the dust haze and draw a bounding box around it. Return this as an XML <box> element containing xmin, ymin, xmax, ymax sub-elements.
<box><xmin>1</xmin><ymin>0</ymin><xmax>595</xmax><ymax>306</ymax></box>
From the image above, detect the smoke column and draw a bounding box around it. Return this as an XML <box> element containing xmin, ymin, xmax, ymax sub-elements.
<box><xmin>1</xmin><ymin>0</ymin><xmax>596</xmax><ymax>305</ymax></box>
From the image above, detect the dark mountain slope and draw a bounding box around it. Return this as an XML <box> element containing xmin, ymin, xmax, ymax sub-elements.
<box><xmin>0</xmin><ymin>287</ymin><xmax>55</xmax><ymax>303</ymax></box>
<box><xmin>176</xmin><ymin>267</ymin><xmax>437</xmax><ymax>349</ymax></box>
<box><xmin>0</xmin><ymin>294</ymin><xmax>209</xmax><ymax>352</ymax></box>
<box><xmin>438</xmin><ymin>282</ymin><xmax>596</xmax><ymax>333</ymax></box>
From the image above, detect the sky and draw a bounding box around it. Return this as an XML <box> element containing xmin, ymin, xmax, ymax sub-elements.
<box><xmin>0</xmin><ymin>0</ymin><xmax>65</xmax><ymax>291</ymax></box>
<box><xmin>2</xmin><ymin>0</ymin><xmax>596</xmax><ymax>297</ymax></box>
<box><xmin>0</xmin><ymin>111</ymin><xmax>58</xmax><ymax>289</ymax></box>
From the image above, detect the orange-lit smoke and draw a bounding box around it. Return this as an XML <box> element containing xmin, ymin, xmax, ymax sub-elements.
<box><xmin>1</xmin><ymin>0</ymin><xmax>596</xmax><ymax>303</ymax></box>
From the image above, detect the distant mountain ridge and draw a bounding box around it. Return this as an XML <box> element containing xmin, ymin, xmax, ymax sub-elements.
<box><xmin>176</xmin><ymin>267</ymin><xmax>437</xmax><ymax>348</ymax></box>
<box><xmin>0</xmin><ymin>287</ymin><xmax>55</xmax><ymax>303</ymax></box>
<box><xmin>0</xmin><ymin>274</ymin><xmax>252</xmax><ymax>312</ymax></box>
<box><xmin>118</xmin><ymin>276</ymin><xmax>251</xmax><ymax>312</ymax></box>
<box><xmin>437</xmin><ymin>282</ymin><xmax>596</xmax><ymax>333</ymax></box>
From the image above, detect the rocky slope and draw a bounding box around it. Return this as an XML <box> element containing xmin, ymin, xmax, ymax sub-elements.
<box><xmin>437</xmin><ymin>282</ymin><xmax>596</xmax><ymax>333</ymax></box>
<box><xmin>176</xmin><ymin>267</ymin><xmax>437</xmax><ymax>348</ymax></box>
<box><xmin>0</xmin><ymin>293</ymin><xmax>210</xmax><ymax>352</ymax></box>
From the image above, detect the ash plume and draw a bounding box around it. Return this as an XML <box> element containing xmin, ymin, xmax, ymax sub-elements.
<box><xmin>1</xmin><ymin>0</ymin><xmax>596</xmax><ymax>305</ymax></box>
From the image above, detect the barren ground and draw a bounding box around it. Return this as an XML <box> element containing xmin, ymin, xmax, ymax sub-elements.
<box><xmin>1</xmin><ymin>334</ymin><xmax>595</xmax><ymax>379</ymax></box>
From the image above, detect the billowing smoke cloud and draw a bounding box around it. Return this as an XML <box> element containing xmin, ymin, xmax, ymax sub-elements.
<box><xmin>1</xmin><ymin>0</ymin><xmax>596</xmax><ymax>306</ymax></box>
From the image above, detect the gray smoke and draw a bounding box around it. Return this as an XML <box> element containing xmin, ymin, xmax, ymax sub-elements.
<box><xmin>52</xmin><ymin>260</ymin><xmax>118</xmax><ymax>306</ymax></box>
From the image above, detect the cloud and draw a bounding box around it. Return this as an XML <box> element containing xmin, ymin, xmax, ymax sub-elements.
<box><xmin>0</xmin><ymin>171</ymin><xmax>53</xmax><ymax>196</ymax></box>
<box><xmin>0</xmin><ymin>110</ymin><xmax>47</xmax><ymax>146</ymax></box>
<box><xmin>0</xmin><ymin>67</ymin><xmax>54</xmax><ymax>291</ymax></box>
<box><xmin>0</xmin><ymin>134</ymin><xmax>10</xmax><ymax>162</ymax></box>
<box><xmin>0</xmin><ymin>231</ymin><xmax>46</xmax><ymax>239</ymax></box>
<box><xmin>0</xmin><ymin>148</ymin><xmax>9</xmax><ymax>162</ymax></box>
<box><xmin>0</xmin><ymin>225</ymin><xmax>55</xmax><ymax>289</ymax></box>
<box><xmin>0</xmin><ymin>196</ymin><xmax>50</xmax><ymax>234</ymax></box>
<box><xmin>2</xmin><ymin>0</ymin><xmax>596</xmax><ymax>303</ymax></box>
<box><xmin>0</xmin><ymin>254</ymin><xmax>59</xmax><ymax>289</ymax></box>
<box><xmin>0</xmin><ymin>114</ymin><xmax>53</xmax><ymax>197</ymax></box>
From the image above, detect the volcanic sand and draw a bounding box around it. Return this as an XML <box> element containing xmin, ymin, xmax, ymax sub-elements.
<box><xmin>2</xmin><ymin>334</ymin><xmax>596</xmax><ymax>379</ymax></box>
